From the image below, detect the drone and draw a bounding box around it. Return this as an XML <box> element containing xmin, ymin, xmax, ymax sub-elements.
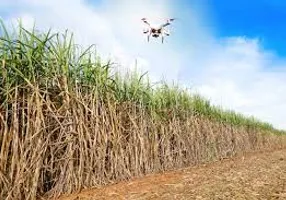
<box><xmin>141</xmin><ymin>17</ymin><xmax>176</xmax><ymax>43</ymax></box>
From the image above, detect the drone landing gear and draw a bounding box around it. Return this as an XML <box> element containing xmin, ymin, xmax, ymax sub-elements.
<box><xmin>161</xmin><ymin>36</ymin><xmax>164</xmax><ymax>44</ymax></box>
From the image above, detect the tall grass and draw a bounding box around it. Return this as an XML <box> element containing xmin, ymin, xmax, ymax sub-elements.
<box><xmin>0</xmin><ymin>21</ymin><xmax>285</xmax><ymax>200</ymax></box>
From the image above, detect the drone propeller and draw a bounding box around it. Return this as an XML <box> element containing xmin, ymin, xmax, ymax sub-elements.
<box><xmin>141</xmin><ymin>18</ymin><xmax>151</xmax><ymax>26</ymax></box>
<box><xmin>168</xmin><ymin>18</ymin><xmax>176</xmax><ymax>22</ymax></box>
<box><xmin>143</xmin><ymin>30</ymin><xmax>149</xmax><ymax>34</ymax></box>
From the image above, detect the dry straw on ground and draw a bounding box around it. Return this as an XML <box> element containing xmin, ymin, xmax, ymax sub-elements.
<box><xmin>57</xmin><ymin>149</ymin><xmax>286</xmax><ymax>200</ymax></box>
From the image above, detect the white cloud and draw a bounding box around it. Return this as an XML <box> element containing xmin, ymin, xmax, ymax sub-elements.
<box><xmin>1</xmin><ymin>0</ymin><xmax>286</xmax><ymax>129</ymax></box>
<box><xmin>189</xmin><ymin>37</ymin><xmax>286</xmax><ymax>129</ymax></box>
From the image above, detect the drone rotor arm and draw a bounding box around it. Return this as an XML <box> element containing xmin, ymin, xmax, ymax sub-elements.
<box><xmin>163</xmin><ymin>29</ymin><xmax>170</xmax><ymax>36</ymax></box>
<box><xmin>160</xmin><ymin>18</ymin><xmax>176</xmax><ymax>28</ymax></box>
<box><xmin>160</xmin><ymin>22</ymin><xmax>171</xmax><ymax>28</ymax></box>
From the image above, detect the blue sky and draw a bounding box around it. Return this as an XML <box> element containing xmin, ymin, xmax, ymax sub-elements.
<box><xmin>207</xmin><ymin>0</ymin><xmax>286</xmax><ymax>56</ymax></box>
<box><xmin>0</xmin><ymin>0</ymin><xmax>286</xmax><ymax>129</ymax></box>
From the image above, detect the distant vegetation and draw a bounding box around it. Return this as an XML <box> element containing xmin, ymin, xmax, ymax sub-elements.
<box><xmin>0</xmin><ymin>20</ymin><xmax>285</xmax><ymax>199</ymax></box>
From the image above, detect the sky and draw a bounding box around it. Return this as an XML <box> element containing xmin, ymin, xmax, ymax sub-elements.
<box><xmin>0</xmin><ymin>0</ymin><xmax>285</xmax><ymax>130</ymax></box>
<box><xmin>208</xmin><ymin>0</ymin><xmax>286</xmax><ymax>57</ymax></box>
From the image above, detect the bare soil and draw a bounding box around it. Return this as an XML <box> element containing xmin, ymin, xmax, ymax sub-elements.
<box><xmin>56</xmin><ymin>149</ymin><xmax>286</xmax><ymax>200</ymax></box>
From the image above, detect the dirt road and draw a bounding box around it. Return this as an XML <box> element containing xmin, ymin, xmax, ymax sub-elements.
<box><xmin>57</xmin><ymin>150</ymin><xmax>286</xmax><ymax>200</ymax></box>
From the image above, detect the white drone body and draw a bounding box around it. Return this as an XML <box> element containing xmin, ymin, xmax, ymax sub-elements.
<box><xmin>141</xmin><ymin>18</ymin><xmax>175</xmax><ymax>43</ymax></box>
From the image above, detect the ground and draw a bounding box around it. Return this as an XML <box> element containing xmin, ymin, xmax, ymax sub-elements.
<box><xmin>57</xmin><ymin>149</ymin><xmax>286</xmax><ymax>200</ymax></box>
